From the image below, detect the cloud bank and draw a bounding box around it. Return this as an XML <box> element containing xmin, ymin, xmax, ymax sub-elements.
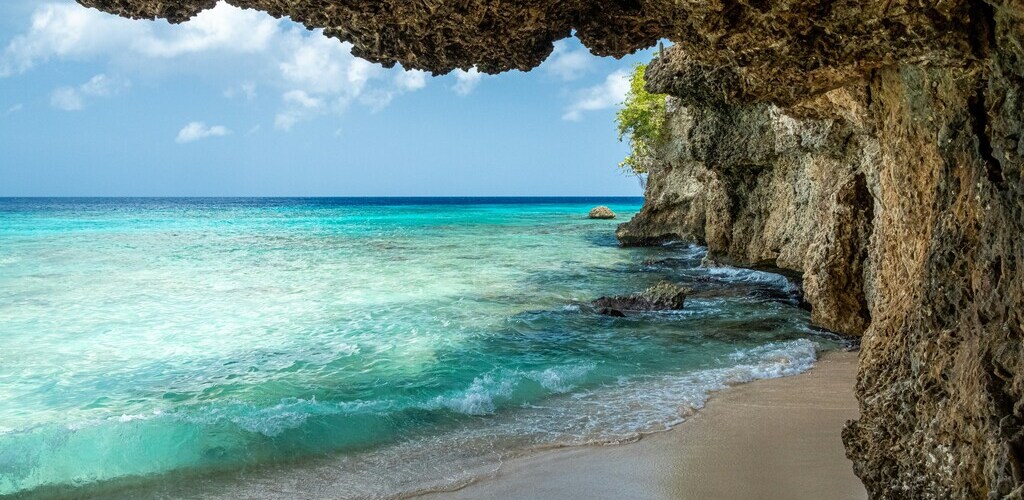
<box><xmin>1</xmin><ymin>2</ymin><xmax>438</xmax><ymax>127</ymax></box>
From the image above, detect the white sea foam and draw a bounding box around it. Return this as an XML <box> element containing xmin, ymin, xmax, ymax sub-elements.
<box><xmin>115</xmin><ymin>409</ymin><xmax>163</xmax><ymax>423</ymax></box>
<box><xmin>528</xmin><ymin>363</ymin><xmax>596</xmax><ymax>393</ymax></box>
<box><xmin>702</xmin><ymin>264</ymin><xmax>801</xmax><ymax>294</ymax></box>
<box><xmin>428</xmin><ymin>363</ymin><xmax>597</xmax><ymax>415</ymax></box>
<box><xmin>421</xmin><ymin>339</ymin><xmax>816</xmax><ymax>441</ymax></box>
<box><xmin>523</xmin><ymin>338</ymin><xmax>820</xmax><ymax>440</ymax></box>
<box><xmin>430</xmin><ymin>374</ymin><xmax>517</xmax><ymax>415</ymax></box>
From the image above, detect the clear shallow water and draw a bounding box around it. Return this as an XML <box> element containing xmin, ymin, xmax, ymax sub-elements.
<box><xmin>0</xmin><ymin>198</ymin><xmax>843</xmax><ymax>498</ymax></box>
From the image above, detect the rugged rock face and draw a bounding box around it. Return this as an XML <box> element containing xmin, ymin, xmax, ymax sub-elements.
<box><xmin>75</xmin><ymin>0</ymin><xmax>678</xmax><ymax>74</ymax></box>
<box><xmin>620</xmin><ymin>10</ymin><xmax>1024</xmax><ymax>499</ymax></box>
<box><xmin>844</xmin><ymin>62</ymin><xmax>1024</xmax><ymax>500</ymax></box>
<box><xmin>77</xmin><ymin>0</ymin><xmax>968</xmax><ymax>79</ymax></box>
<box><xmin>75</xmin><ymin>0</ymin><xmax>1024</xmax><ymax>498</ymax></box>
<box><xmin>616</xmin><ymin>88</ymin><xmax>879</xmax><ymax>336</ymax></box>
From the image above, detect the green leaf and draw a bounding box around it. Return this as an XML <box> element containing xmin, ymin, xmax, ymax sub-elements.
<box><xmin>614</xmin><ymin>63</ymin><xmax>667</xmax><ymax>175</ymax></box>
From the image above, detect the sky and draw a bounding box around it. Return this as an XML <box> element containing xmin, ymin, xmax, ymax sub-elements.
<box><xmin>0</xmin><ymin>1</ymin><xmax>657</xmax><ymax>197</ymax></box>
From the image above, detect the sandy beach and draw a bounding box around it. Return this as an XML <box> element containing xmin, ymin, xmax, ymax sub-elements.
<box><xmin>420</xmin><ymin>350</ymin><xmax>865</xmax><ymax>500</ymax></box>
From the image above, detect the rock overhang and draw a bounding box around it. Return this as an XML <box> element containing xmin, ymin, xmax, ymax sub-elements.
<box><xmin>78</xmin><ymin>0</ymin><xmax>980</xmax><ymax>106</ymax></box>
<box><xmin>75</xmin><ymin>0</ymin><xmax>673</xmax><ymax>75</ymax></box>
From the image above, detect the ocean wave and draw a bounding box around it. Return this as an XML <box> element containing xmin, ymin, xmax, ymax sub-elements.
<box><xmin>701</xmin><ymin>264</ymin><xmax>801</xmax><ymax>294</ymax></box>
<box><xmin>529</xmin><ymin>363</ymin><xmax>596</xmax><ymax>393</ymax></box>
<box><xmin>429</xmin><ymin>374</ymin><xmax>518</xmax><ymax>415</ymax></box>
<box><xmin>0</xmin><ymin>340</ymin><xmax>819</xmax><ymax>498</ymax></box>
<box><xmin>518</xmin><ymin>338</ymin><xmax>820</xmax><ymax>441</ymax></box>
<box><xmin>427</xmin><ymin>362</ymin><xmax>598</xmax><ymax>416</ymax></box>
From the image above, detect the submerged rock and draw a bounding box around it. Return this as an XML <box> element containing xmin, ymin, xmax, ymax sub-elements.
<box><xmin>593</xmin><ymin>281</ymin><xmax>688</xmax><ymax>315</ymax></box>
<box><xmin>588</xmin><ymin>206</ymin><xmax>616</xmax><ymax>219</ymax></box>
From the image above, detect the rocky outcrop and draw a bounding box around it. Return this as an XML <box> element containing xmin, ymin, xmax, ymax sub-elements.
<box><xmin>588</xmin><ymin>206</ymin><xmax>616</xmax><ymax>219</ymax></box>
<box><xmin>616</xmin><ymin>88</ymin><xmax>879</xmax><ymax>336</ymax></box>
<box><xmin>842</xmin><ymin>61</ymin><xmax>1024</xmax><ymax>500</ymax></box>
<box><xmin>76</xmin><ymin>0</ymin><xmax>679</xmax><ymax>74</ymax></box>
<box><xmin>77</xmin><ymin>0</ymin><xmax>968</xmax><ymax>79</ymax></box>
<box><xmin>75</xmin><ymin>0</ymin><xmax>1024</xmax><ymax>497</ymax></box>
<box><xmin>593</xmin><ymin>281</ymin><xmax>688</xmax><ymax>316</ymax></box>
<box><xmin>618</xmin><ymin>12</ymin><xmax>1024</xmax><ymax>499</ymax></box>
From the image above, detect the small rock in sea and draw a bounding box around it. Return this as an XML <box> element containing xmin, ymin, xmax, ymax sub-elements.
<box><xmin>592</xmin><ymin>281</ymin><xmax>689</xmax><ymax>316</ymax></box>
<box><xmin>588</xmin><ymin>206</ymin><xmax>616</xmax><ymax>219</ymax></box>
<box><xmin>598</xmin><ymin>307</ymin><xmax>627</xmax><ymax>317</ymax></box>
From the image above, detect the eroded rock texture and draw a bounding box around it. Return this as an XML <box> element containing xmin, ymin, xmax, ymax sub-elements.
<box><xmin>76</xmin><ymin>0</ymin><xmax>1024</xmax><ymax>498</ymax></box>
<box><xmin>616</xmin><ymin>88</ymin><xmax>880</xmax><ymax>336</ymax></box>
<box><xmin>75</xmin><ymin>0</ymin><xmax>677</xmax><ymax>74</ymax></box>
<box><xmin>620</xmin><ymin>5</ymin><xmax>1024</xmax><ymax>498</ymax></box>
<box><xmin>78</xmin><ymin>0</ymin><xmax>969</xmax><ymax>78</ymax></box>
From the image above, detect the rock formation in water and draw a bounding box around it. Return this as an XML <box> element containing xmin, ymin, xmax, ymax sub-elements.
<box><xmin>588</xmin><ymin>206</ymin><xmax>617</xmax><ymax>219</ymax></box>
<box><xmin>593</xmin><ymin>280</ymin><xmax>688</xmax><ymax>315</ymax></box>
<box><xmin>76</xmin><ymin>1</ymin><xmax>1024</xmax><ymax>497</ymax></box>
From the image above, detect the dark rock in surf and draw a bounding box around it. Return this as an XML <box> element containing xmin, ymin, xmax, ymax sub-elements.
<box><xmin>597</xmin><ymin>307</ymin><xmax>626</xmax><ymax>317</ymax></box>
<box><xmin>593</xmin><ymin>281</ymin><xmax>689</xmax><ymax>316</ymax></box>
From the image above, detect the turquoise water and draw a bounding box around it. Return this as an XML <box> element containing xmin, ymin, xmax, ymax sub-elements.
<box><xmin>0</xmin><ymin>198</ymin><xmax>842</xmax><ymax>498</ymax></box>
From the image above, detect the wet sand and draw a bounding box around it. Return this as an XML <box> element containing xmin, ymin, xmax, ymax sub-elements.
<box><xmin>419</xmin><ymin>351</ymin><xmax>865</xmax><ymax>500</ymax></box>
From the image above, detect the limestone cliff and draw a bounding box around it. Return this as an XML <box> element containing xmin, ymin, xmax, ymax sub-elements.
<box><xmin>616</xmin><ymin>89</ymin><xmax>879</xmax><ymax>336</ymax></box>
<box><xmin>74</xmin><ymin>1</ymin><xmax>1024</xmax><ymax>498</ymax></box>
<box><xmin>621</xmin><ymin>17</ymin><xmax>1024</xmax><ymax>500</ymax></box>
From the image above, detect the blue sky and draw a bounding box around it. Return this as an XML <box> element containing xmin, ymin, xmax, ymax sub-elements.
<box><xmin>0</xmin><ymin>1</ymin><xmax>655</xmax><ymax>196</ymax></box>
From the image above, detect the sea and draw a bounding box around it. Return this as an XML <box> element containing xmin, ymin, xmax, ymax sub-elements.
<box><xmin>0</xmin><ymin>197</ymin><xmax>845</xmax><ymax>498</ymax></box>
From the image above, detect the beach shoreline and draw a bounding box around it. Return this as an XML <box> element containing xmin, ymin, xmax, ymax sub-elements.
<box><xmin>418</xmin><ymin>350</ymin><xmax>866</xmax><ymax>500</ymax></box>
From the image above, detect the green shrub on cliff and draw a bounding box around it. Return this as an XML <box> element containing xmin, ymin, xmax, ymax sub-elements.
<box><xmin>615</xmin><ymin>63</ymin><xmax>667</xmax><ymax>175</ymax></box>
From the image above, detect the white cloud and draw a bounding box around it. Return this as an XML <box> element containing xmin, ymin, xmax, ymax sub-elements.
<box><xmin>280</xmin><ymin>36</ymin><xmax>364</xmax><ymax>95</ymax></box>
<box><xmin>452</xmin><ymin>67</ymin><xmax>483</xmax><ymax>96</ymax></box>
<box><xmin>275</xmin><ymin>90</ymin><xmax>326</xmax><ymax>130</ymax></box>
<box><xmin>5</xmin><ymin>103</ymin><xmax>25</xmax><ymax>115</ymax></box>
<box><xmin>282</xmin><ymin>89</ymin><xmax>322</xmax><ymax>109</ymax></box>
<box><xmin>268</xmin><ymin>21</ymin><xmax>427</xmax><ymax>127</ymax></box>
<box><xmin>50</xmin><ymin>87</ymin><xmax>83</xmax><ymax>111</ymax></box>
<box><xmin>224</xmin><ymin>82</ymin><xmax>257</xmax><ymax>100</ymax></box>
<box><xmin>50</xmin><ymin>73</ymin><xmax>129</xmax><ymax>111</ymax></box>
<box><xmin>273</xmin><ymin>41</ymin><xmax>428</xmax><ymax>127</ymax></box>
<box><xmin>0</xmin><ymin>3</ymin><xmax>146</xmax><ymax>76</ymax></box>
<box><xmin>359</xmin><ymin>89</ymin><xmax>397</xmax><ymax>112</ymax></box>
<box><xmin>130</xmin><ymin>5</ymin><xmax>278</xmax><ymax>58</ymax></box>
<box><xmin>355</xmin><ymin>68</ymin><xmax>428</xmax><ymax>112</ymax></box>
<box><xmin>542</xmin><ymin>40</ymin><xmax>594</xmax><ymax>81</ymax></box>
<box><xmin>1</xmin><ymin>2</ymin><xmax>276</xmax><ymax>76</ymax></box>
<box><xmin>3</xmin><ymin>2</ymin><xmax>431</xmax><ymax>127</ymax></box>
<box><xmin>562</xmin><ymin>69</ymin><xmax>630</xmax><ymax>121</ymax></box>
<box><xmin>395</xmin><ymin>69</ymin><xmax>427</xmax><ymax>91</ymax></box>
<box><xmin>80</xmin><ymin>73</ymin><xmax>130</xmax><ymax>97</ymax></box>
<box><xmin>176</xmin><ymin>121</ymin><xmax>231</xmax><ymax>143</ymax></box>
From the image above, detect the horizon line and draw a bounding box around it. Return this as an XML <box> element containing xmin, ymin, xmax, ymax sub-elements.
<box><xmin>0</xmin><ymin>195</ymin><xmax>645</xmax><ymax>199</ymax></box>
